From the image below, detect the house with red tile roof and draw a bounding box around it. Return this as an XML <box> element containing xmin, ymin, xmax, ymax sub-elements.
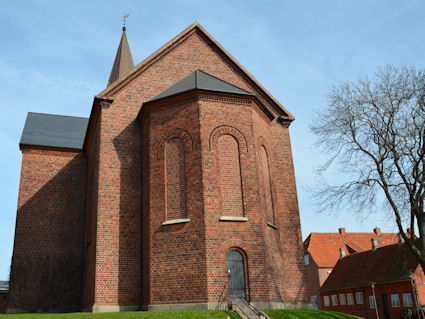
<box><xmin>303</xmin><ymin>227</ymin><xmax>399</xmax><ymax>309</ymax></box>
<box><xmin>320</xmin><ymin>241</ymin><xmax>425</xmax><ymax>319</ymax></box>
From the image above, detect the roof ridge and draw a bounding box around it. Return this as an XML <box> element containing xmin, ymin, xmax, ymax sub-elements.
<box><xmin>147</xmin><ymin>69</ymin><xmax>254</xmax><ymax>103</ymax></box>
<box><xmin>196</xmin><ymin>69</ymin><xmax>253</xmax><ymax>93</ymax></box>
<box><xmin>28</xmin><ymin>112</ymin><xmax>89</xmax><ymax>120</ymax></box>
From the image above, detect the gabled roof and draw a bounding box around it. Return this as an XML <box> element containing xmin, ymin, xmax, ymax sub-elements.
<box><xmin>107</xmin><ymin>27</ymin><xmax>134</xmax><ymax>87</ymax></box>
<box><xmin>304</xmin><ymin>229</ymin><xmax>399</xmax><ymax>267</ymax></box>
<box><xmin>148</xmin><ymin>69</ymin><xmax>254</xmax><ymax>102</ymax></box>
<box><xmin>98</xmin><ymin>22</ymin><xmax>294</xmax><ymax>120</ymax></box>
<box><xmin>321</xmin><ymin>243</ymin><xmax>419</xmax><ymax>291</ymax></box>
<box><xmin>20</xmin><ymin>112</ymin><xmax>89</xmax><ymax>150</ymax></box>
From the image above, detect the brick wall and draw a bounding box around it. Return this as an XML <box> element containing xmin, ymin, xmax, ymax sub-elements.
<box><xmin>82</xmin><ymin>25</ymin><xmax>307</xmax><ymax>308</ymax></box>
<box><xmin>414</xmin><ymin>266</ymin><xmax>425</xmax><ymax>306</ymax></box>
<box><xmin>141</xmin><ymin>98</ymin><xmax>207</xmax><ymax>306</ymax></box>
<box><xmin>304</xmin><ymin>255</ymin><xmax>332</xmax><ymax>308</ymax></box>
<box><xmin>0</xmin><ymin>293</ymin><xmax>7</xmax><ymax>313</ymax></box>
<box><xmin>82</xmin><ymin>111</ymin><xmax>101</xmax><ymax>309</ymax></box>
<box><xmin>217</xmin><ymin>134</ymin><xmax>244</xmax><ymax>217</ymax></box>
<box><xmin>8</xmin><ymin>148</ymin><xmax>87</xmax><ymax>312</ymax></box>
<box><xmin>165</xmin><ymin>137</ymin><xmax>187</xmax><ymax>220</ymax></box>
<box><xmin>321</xmin><ymin>281</ymin><xmax>421</xmax><ymax>318</ymax></box>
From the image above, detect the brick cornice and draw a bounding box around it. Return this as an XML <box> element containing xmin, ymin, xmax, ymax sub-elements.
<box><xmin>138</xmin><ymin>89</ymin><xmax>274</xmax><ymax>124</ymax></box>
<box><xmin>83</xmin><ymin>97</ymin><xmax>113</xmax><ymax>152</ymax></box>
<box><xmin>21</xmin><ymin>145</ymin><xmax>85</xmax><ymax>156</ymax></box>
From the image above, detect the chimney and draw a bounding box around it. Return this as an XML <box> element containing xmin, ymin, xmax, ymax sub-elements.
<box><xmin>339</xmin><ymin>248</ymin><xmax>347</xmax><ymax>260</ymax></box>
<box><xmin>338</xmin><ymin>228</ymin><xmax>346</xmax><ymax>236</ymax></box>
<box><xmin>373</xmin><ymin>227</ymin><xmax>381</xmax><ymax>236</ymax></box>
<box><xmin>371</xmin><ymin>238</ymin><xmax>379</xmax><ymax>251</ymax></box>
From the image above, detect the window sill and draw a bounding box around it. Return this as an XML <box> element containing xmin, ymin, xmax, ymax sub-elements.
<box><xmin>267</xmin><ymin>221</ymin><xmax>277</xmax><ymax>229</ymax></box>
<box><xmin>219</xmin><ymin>216</ymin><xmax>249</xmax><ymax>222</ymax></box>
<box><xmin>161</xmin><ymin>218</ymin><xmax>191</xmax><ymax>226</ymax></box>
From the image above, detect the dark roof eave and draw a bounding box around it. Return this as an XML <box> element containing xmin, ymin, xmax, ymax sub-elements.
<box><xmin>20</xmin><ymin>143</ymin><xmax>83</xmax><ymax>152</ymax></box>
<box><xmin>320</xmin><ymin>277</ymin><xmax>412</xmax><ymax>292</ymax></box>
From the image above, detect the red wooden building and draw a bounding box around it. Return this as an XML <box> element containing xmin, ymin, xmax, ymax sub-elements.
<box><xmin>320</xmin><ymin>241</ymin><xmax>425</xmax><ymax>318</ymax></box>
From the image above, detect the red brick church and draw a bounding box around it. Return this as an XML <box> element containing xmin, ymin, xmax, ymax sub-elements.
<box><xmin>7</xmin><ymin>23</ymin><xmax>308</xmax><ymax>313</ymax></box>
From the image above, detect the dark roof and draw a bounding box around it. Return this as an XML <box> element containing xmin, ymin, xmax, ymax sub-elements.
<box><xmin>148</xmin><ymin>69</ymin><xmax>254</xmax><ymax>102</ymax></box>
<box><xmin>20</xmin><ymin>112</ymin><xmax>89</xmax><ymax>150</ymax></box>
<box><xmin>0</xmin><ymin>281</ymin><xmax>8</xmax><ymax>292</ymax></box>
<box><xmin>321</xmin><ymin>242</ymin><xmax>419</xmax><ymax>291</ymax></box>
<box><xmin>107</xmin><ymin>28</ymin><xmax>134</xmax><ymax>87</ymax></box>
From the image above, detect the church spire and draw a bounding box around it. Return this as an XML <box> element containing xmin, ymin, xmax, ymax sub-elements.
<box><xmin>107</xmin><ymin>20</ymin><xmax>134</xmax><ymax>87</ymax></box>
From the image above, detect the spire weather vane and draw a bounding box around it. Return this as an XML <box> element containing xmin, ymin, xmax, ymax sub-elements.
<box><xmin>123</xmin><ymin>14</ymin><xmax>130</xmax><ymax>31</ymax></box>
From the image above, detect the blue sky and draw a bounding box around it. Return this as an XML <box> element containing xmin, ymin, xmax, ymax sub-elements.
<box><xmin>0</xmin><ymin>0</ymin><xmax>424</xmax><ymax>280</ymax></box>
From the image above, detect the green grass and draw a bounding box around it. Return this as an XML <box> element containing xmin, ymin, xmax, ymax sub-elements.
<box><xmin>0</xmin><ymin>309</ymin><xmax>364</xmax><ymax>319</ymax></box>
<box><xmin>0</xmin><ymin>310</ymin><xmax>240</xmax><ymax>319</ymax></box>
<box><xmin>264</xmin><ymin>309</ymin><xmax>363</xmax><ymax>319</ymax></box>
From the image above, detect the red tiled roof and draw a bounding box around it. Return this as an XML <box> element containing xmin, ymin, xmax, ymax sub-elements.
<box><xmin>304</xmin><ymin>230</ymin><xmax>399</xmax><ymax>267</ymax></box>
<box><xmin>321</xmin><ymin>242</ymin><xmax>419</xmax><ymax>291</ymax></box>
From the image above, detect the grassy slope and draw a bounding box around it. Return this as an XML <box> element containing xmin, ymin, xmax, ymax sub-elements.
<box><xmin>265</xmin><ymin>309</ymin><xmax>363</xmax><ymax>319</ymax></box>
<box><xmin>0</xmin><ymin>310</ymin><xmax>240</xmax><ymax>319</ymax></box>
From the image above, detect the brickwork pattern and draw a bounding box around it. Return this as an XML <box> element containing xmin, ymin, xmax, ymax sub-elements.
<box><xmin>321</xmin><ymin>281</ymin><xmax>422</xmax><ymax>318</ymax></box>
<box><xmin>82</xmin><ymin>113</ymin><xmax>101</xmax><ymax>308</ymax></box>
<box><xmin>260</xmin><ymin>145</ymin><xmax>274</xmax><ymax>223</ymax></box>
<box><xmin>217</xmin><ymin>134</ymin><xmax>244</xmax><ymax>217</ymax></box>
<box><xmin>165</xmin><ymin>138</ymin><xmax>186</xmax><ymax>220</ymax></box>
<box><xmin>141</xmin><ymin>99</ymin><xmax>207</xmax><ymax>306</ymax></box>
<box><xmin>9</xmin><ymin>148</ymin><xmax>87</xmax><ymax>312</ymax></box>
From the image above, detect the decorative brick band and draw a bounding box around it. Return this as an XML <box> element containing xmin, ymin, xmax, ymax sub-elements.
<box><xmin>198</xmin><ymin>94</ymin><xmax>252</xmax><ymax>105</ymax></box>
<box><xmin>98</xmin><ymin>98</ymin><xmax>113</xmax><ymax>109</ymax></box>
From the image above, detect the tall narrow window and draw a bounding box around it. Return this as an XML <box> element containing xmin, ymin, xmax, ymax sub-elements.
<box><xmin>260</xmin><ymin>146</ymin><xmax>274</xmax><ymax>223</ymax></box>
<box><xmin>165</xmin><ymin>138</ymin><xmax>186</xmax><ymax>220</ymax></box>
<box><xmin>218</xmin><ymin>134</ymin><xmax>243</xmax><ymax>216</ymax></box>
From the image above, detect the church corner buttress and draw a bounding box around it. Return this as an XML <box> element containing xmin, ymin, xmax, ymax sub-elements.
<box><xmin>7</xmin><ymin>22</ymin><xmax>309</xmax><ymax>313</ymax></box>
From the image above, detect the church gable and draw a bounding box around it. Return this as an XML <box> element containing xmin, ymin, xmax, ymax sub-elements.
<box><xmin>98</xmin><ymin>23</ymin><xmax>293</xmax><ymax>121</ymax></box>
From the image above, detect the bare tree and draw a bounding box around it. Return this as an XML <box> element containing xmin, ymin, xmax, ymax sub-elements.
<box><xmin>311</xmin><ymin>65</ymin><xmax>425</xmax><ymax>271</ymax></box>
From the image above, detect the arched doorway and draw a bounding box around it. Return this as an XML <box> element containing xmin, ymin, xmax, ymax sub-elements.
<box><xmin>227</xmin><ymin>250</ymin><xmax>246</xmax><ymax>299</ymax></box>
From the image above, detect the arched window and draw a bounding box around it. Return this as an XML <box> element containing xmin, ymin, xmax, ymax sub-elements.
<box><xmin>260</xmin><ymin>145</ymin><xmax>274</xmax><ymax>223</ymax></box>
<box><xmin>165</xmin><ymin>137</ymin><xmax>186</xmax><ymax>220</ymax></box>
<box><xmin>218</xmin><ymin>135</ymin><xmax>243</xmax><ymax>216</ymax></box>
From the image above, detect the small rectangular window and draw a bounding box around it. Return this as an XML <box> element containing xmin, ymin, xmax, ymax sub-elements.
<box><xmin>356</xmin><ymin>292</ymin><xmax>364</xmax><ymax>304</ymax></box>
<box><xmin>339</xmin><ymin>294</ymin><xmax>346</xmax><ymax>305</ymax></box>
<box><xmin>323</xmin><ymin>295</ymin><xmax>330</xmax><ymax>307</ymax></box>
<box><xmin>347</xmin><ymin>293</ymin><xmax>354</xmax><ymax>305</ymax></box>
<box><xmin>403</xmin><ymin>293</ymin><xmax>413</xmax><ymax>307</ymax></box>
<box><xmin>369</xmin><ymin>296</ymin><xmax>376</xmax><ymax>309</ymax></box>
<box><xmin>391</xmin><ymin>294</ymin><xmax>400</xmax><ymax>307</ymax></box>
<box><xmin>304</xmin><ymin>255</ymin><xmax>309</xmax><ymax>265</ymax></box>
<box><xmin>332</xmin><ymin>294</ymin><xmax>338</xmax><ymax>306</ymax></box>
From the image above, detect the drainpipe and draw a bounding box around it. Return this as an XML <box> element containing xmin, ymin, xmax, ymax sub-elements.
<box><xmin>410</xmin><ymin>273</ymin><xmax>424</xmax><ymax>319</ymax></box>
<box><xmin>371</xmin><ymin>283</ymin><xmax>379</xmax><ymax>319</ymax></box>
